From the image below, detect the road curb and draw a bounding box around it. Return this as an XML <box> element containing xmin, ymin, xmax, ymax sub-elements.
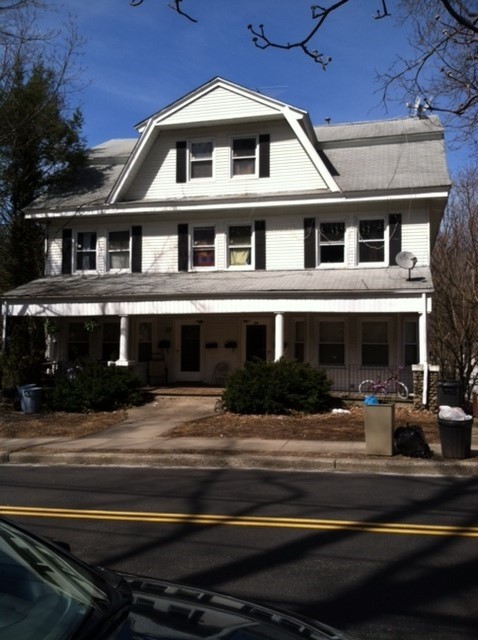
<box><xmin>5</xmin><ymin>449</ymin><xmax>478</xmax><ymax>476</ymax></box>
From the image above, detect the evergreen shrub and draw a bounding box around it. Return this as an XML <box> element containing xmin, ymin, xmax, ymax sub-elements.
<box><xmin>221</xmin><ymin>358</ymin><xmax>333</xmax><ymax>415</ymax></box>
<box><xmin>49</xmin><ymin>360</ymin><xmax>143</xmax><ymax>412</ymax></box>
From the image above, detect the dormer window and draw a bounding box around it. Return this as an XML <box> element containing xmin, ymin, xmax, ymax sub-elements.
<box><xmin>190</xmin><ymin>141</ymin><xmax>213</xmax><ymax>179</ymax></box>
<box><xmin>232</xmin><ymin>137</ymin><xmax>257</xmax><ymax>176</ymax></box>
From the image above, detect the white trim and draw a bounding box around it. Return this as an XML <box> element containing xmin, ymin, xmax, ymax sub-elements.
<box><xmin>282</xmin><ymin>107</ymin><xmax>340</xmax><ymax>192</ymax></box>
<box><xmin>7</xmin><ymin>295</ymin><xmax>430</xmax><ymax>318</ymax></box>
<box><xmin>26</xmin><ymin>191</ymin><xmax>449</xmax><ymax>220</ymax></box>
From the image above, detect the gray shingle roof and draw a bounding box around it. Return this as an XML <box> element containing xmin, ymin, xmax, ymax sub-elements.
<box><xmin>3</xmin><ymin>267</ymin><xmax>433</xmax><ymax>302</ymax></box>
<box><xmin>26</xmin><ymin>114</ymin><xmax>449</xmax><ymax>213</ymax></box>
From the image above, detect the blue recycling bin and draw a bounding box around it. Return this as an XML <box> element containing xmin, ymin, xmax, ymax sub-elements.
<box><xmin>17</xmin><ymin>385</ymin><xmax>41</xmax><ymax>414</ymax></box>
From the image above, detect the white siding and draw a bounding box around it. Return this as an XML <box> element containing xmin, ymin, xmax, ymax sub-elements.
<box><xmin>162</xmin><ymin>86</ymin><xmax>280</xmax><ymax>125</ymax></box>
<box><xmin>401</xmin><ymin>208</ymin><xmax>430</xmax><ymax>266</ymax></box>
<box><xmin>266</xmin><ymin>214</ymin><xmax>304</xmax><ymax>270</ymax></box>
<box><xmin>124</xmin><ymin>120</ymin><xmax>328</xmax><ymax>202</ymax></box>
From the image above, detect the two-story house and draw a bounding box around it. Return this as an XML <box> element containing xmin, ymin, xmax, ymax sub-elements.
<box><xmin>1</xmin><ymin>77</ymin><xmax>450</xmax><ymax>404</ymax></box>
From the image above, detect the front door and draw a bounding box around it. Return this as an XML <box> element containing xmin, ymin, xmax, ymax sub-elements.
<box><xmin>179</xmin><ymin>324</ymin><xmax>202</xmax><ymax>380</ymax></box>
<box><xmin>246</xmin><ymin>324</ymin><xmax>267</xmax><ymax>361</ymax></box>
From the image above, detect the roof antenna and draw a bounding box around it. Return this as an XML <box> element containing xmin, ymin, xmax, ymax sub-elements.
<box><xmin>324</xmin><ymin>117</ymin><xmax>331</xmax><ymax>125</ymax></box>
<box><xmin>406</xmin><ymin>96</ymin><xmax>432</xmax><ymax>118</ymax></box>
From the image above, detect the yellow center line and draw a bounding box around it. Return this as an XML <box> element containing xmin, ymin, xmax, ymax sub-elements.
<box><xmin>1</xmin><ymin>505</ymin><xmax>477</xmax><ymax>538</ymax></box>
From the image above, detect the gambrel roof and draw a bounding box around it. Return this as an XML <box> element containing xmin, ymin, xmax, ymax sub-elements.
<box><xmin>25</xmin><ymin>78</ymin><xmax>450</xmax><ymax>217</ymax></box>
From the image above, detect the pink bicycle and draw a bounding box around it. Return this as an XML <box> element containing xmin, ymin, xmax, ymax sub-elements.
<box><xmin>359</xmin><ymin>368</ymin><xmax>408</xmax><ymax>399</ymax></box>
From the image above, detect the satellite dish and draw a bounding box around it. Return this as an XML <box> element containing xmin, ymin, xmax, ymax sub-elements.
<box><xmin>396</xmin><ymin>251</ymin><xmax>417</xmax><ymax>280</ymax></box>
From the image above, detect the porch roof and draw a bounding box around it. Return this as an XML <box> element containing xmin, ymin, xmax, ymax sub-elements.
<box><xmin>3</xmin><ymin>267</ymin><xmax>433</xmax><ymax>304</ymax></box>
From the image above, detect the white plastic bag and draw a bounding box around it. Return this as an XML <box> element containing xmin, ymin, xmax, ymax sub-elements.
<box><xmin>438</xmin><ymin>405</ymin><xmax>471</xmax><ymax>421</ymax></box>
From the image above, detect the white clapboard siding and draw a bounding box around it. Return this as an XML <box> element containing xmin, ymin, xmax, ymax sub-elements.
<box><xmin>162</xmin><ymin>85</ymin><xmax>281</xmax><ymax>126</ymax></box>
<box><xmin>401</xmin><ymin>209</ymin><xmax>430</xmax><ymax>265</ymax></box>
<box><xmin>265</xmin><ymin>215</ymin><xmax>304</xmax><ymax>270</ymax></box>
<box><xmin>124</xmin><ymin>120</ymin><xmax>328</xmax><ymax>202</ymax></box>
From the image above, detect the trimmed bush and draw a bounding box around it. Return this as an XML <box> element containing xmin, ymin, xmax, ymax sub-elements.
<box><xmin>221</xmin><ymin>358</ymin><xmax>333</xmax><ymax>415</ymax></box>
<box><xmin>49</xmin><ymin>360</ymin><xmax>143</xmax><ymax>412</ymax></box>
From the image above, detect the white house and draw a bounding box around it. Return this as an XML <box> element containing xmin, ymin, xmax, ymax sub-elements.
<box><xmin>1</xmin><ymin>77</ymin><xmax>450</xmax><ymax>402</ymax></box>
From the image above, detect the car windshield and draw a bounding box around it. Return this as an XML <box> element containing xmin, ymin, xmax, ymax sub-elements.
<box><xmin>0</xmin><ymin>518</ymin><xmax>112</xmax><ymax>640</ymax></box>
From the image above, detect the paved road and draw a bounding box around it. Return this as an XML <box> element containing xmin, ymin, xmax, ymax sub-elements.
<box><xmin>1</xmin><ymin>465</ymin><xmax>478</xmax><ymax>640</ymax></box>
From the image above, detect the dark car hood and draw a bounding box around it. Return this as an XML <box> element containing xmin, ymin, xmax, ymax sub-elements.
<box><xmin>114</xmin><ymin>573</ymin><xmax>353</xmax><ymax>640</ymax></box>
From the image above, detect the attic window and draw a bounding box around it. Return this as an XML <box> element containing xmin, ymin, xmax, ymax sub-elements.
<box><xmin>190</xmin><ymin>141</ymin><xmax>213</xmax><ymax>179</ymax></box>
<box><xmin>232</xmin><ymin>137</ymin><xmax>256</xmax><ymax>176</ymax></box>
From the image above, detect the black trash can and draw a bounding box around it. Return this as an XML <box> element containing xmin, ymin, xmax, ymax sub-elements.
<box><xmin>437</xmin><ymin>381</ymin><xmax>463</xmax><ymax>408</ymax></box>
<box><xmin>438</xmin><ymin>418</ymin><xmax>473</xmax><ymax>459</ymax></box>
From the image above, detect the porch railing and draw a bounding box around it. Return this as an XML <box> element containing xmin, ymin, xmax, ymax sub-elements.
<box><xmin>321</xmin><ymin>365</ymin><xmax>413</xmax><ymax>397</ymax></box>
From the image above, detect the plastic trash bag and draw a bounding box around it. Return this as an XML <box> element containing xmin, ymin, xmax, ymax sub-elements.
<box><xmin>394</xmin><ymin>424</ymin><xmax>433</xmax><ymax>459</ymax></box>
<box><xmin>364</xmin><ymin>395</ymin><xmax>379</xmax><ymax>405</ymax></box>
<box><xmin>438</xmin><ymin>405</ymin><xmax>472</xmax><ymax>421</ymax></box>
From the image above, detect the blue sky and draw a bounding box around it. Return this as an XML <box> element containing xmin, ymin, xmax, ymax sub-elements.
<box><xmin>49</xmin><ymin>0</ymin><xmax>470</xmax><ymax>174</ymax></box>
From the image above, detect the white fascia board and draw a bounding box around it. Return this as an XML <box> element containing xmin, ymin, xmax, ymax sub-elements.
<box><xmin>108</xmin><ymin>118</ymin><xmax>158</xmax><ymax>204</ymax></box>
<box><xmin>25</xmin><ymin>190</ymin><xmax>450</xmax><ymax>220</ymax></box>
<box><xmin>7</xmin><ymin>295</ymin><xmax>428</xmax><ymax>318</ymax></box>
<box><xmin>282</xmin><ymin>107</ymin><xmax>340</xmax><ymax>193</ymax></box>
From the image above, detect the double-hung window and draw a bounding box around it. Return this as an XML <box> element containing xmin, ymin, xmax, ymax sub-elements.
<box><xmin>358</xmin><ymin>219</ymin><xmax>385</xmax><ymax>263</ymax></box>
<box><xmin>232</xmin><ymin>137</ymin><xmax>256</xmax><ymax>176</ymax></box>
<box><xmin>319</xmin><ymin>321</ymin><xmax>345</xmax><ymax>366</ymax></box>
<box><xmin>319</xmin><ymin>222</ymin><xmax>345</xmax><ymax>264</ymax></box>
<box><xmin>193</xmin><ymin>227</ymin><xmax>215</xmax><ymax>268</ymax></box>
<box><xmin>190</xmin><ymin>141</ymin><xmax>213</xmax><ymax>179</ymax></box>
<box><xmin>228</xmin><ymin>225</ymin><xmax>252</xmax><ymax>267</ymax></box>
<box><xmin>362</xmin><ymin>320</ymin><xmax>389</xmax><ymax>366</ymax></box>
<box><xmin>76</xmin><ymin>232</ymin><xmax>97</xmax><ymax>271</ymax></box>
<box><xmin>108</xmin><ymin>231</ymin><xmax>130</xmax><ymax>270</ymax></box>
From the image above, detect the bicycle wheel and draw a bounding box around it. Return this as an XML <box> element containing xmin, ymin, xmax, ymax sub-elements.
<box><xmin>396</xmin><ymin>382</ymin><xmax>408</xmax><ymax>399</ymax></box>
<box><xmin>359</xmin><ymin>380</ymin><xmax>376</xmax><ymax>394</ymax></box>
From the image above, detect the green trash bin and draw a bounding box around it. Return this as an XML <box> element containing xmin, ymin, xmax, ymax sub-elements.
<box><xmin>438</xmin><ymin>418</ymin><xmax>473</xmax><ymax>459</ymax></box>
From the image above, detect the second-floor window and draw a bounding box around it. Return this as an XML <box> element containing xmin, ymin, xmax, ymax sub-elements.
<box><xmin>190</xmin><ymin>141</ymin><xmax>213</xmax><ymax>179</ymax></box>
<box><xmin>76</xmin><ymin>232</ymin><xmax>97</xmax><ymax>271</ymax></box>
<box><xmin>193</xmin><ymin>226</ymin><xmax>215</xmax><ymax>268</ymax></box>
<box><xmin>319</xmin><ymin>222</ymin><xmax>345</xmax><ymax>264</ymax></box>
<box><xmin>108</xmin><ymin>231</ymin><xmax>130</xmax><ymax>270</ymax></box>
<box><xmin>358</xmin><ymin>219</ymin><xmax>385</xmax><ymax>263</ymax></box>
<box><xmin>228</xmin><ymin>225</ymin><xmax>252</xmax><ymax>267</ymax></box>
<box><xmin>232</xmin><ymin>137</ymin><xmax>256</xmax><ymax>176</ymax></box>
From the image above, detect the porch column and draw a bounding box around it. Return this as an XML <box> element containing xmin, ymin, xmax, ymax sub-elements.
<box><xmin>274</xmin><ymin>312</ymin><xmax>284</xmax><ymax>361</ymax></box>
<box><xmin>116</xmin><ymin>315</ymin><xmax>130</xmax><ymax>366</ymax></box>
<box><xmin>1</xmin><ymin>302</ymin><xmax>7</xmax><ymax>351</ymax></box>
<box><xmin>419</xmin><ymin>293</ymin><xmax>429</xmax><ymax>404</ymax></box>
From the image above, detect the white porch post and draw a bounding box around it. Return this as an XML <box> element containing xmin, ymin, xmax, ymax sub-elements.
<box><xmin>419</xmin><ymin>293</ymin><xmax>429</xmax><ymax>404</ymax></box>
<box><xmin>116</xmin><ymin>315</ymin><xmax>130</xmax><ymax>366</ymax></box>
<box><xmin>274</xmin><ymin>312</ymin><xmax>284</xmax><ymax>361</ymax></box>
<box><xmin>1</xmin><ymin>302</ymin><xmax>7</xmax><ymax>350</ymax></box>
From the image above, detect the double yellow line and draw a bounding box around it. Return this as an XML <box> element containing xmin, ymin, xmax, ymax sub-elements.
<box><xmin>1</xmin><ymin>505</ymin><xmax>478</xmax><ymax>538</ymax></box>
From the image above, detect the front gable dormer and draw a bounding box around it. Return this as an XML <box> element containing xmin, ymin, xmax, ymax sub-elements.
<box><xmin>108</xmin><ymin>78</ymin><xmax>339</xmax><ymax>203</ymax></box>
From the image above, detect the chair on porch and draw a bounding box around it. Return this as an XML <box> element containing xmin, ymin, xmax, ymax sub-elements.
<box><xmin>213</xmin><ymin>362</ymin><xmax>229</xmax><ymax>386</ymax></box>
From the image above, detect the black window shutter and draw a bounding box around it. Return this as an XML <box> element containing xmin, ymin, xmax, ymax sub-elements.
<box><xmin>176</xmin><ymin>141</ymin><xmax>187</xmax><ymax>183</ymax></box>
<box><xmin>131</xmin><ymin>226</ymin><xmax>142</xmax><ymax>273</ymax></box>
<box><xmin>389</xmin><ymin>214</ymin><xmax>402</xmax><ymax>266</ymax></box>
<box><xmin>258</xmin><ymin>134</ymin><xmax>270</xmax><ymax>178</ymax></box>
<box><xmin>178</xmin><ymin>224</ymin><xmax>189</xmax><ymax>271</ymax></box>
<box><xmin>62</xmin><ymin>229</ymin><xmax>72</xmax><ymax>274</ymax></box>
<box><xmin>254</xmin><ymin>220</ymin><xmax>266</xmax><ymax>270</ymax></box>
<box><xmin>304</xmin><ymin>218</ymin><xmax>316</xmax><ymax>269</ymax></box>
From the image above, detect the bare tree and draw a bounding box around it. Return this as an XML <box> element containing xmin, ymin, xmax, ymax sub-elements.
<box><xmin>429</xmin><ymin>167</ymin><xmax>478</xmax><ymax>401</ymax></box>
<box><xmin>131</xmin><ymin>1</ymin><xmax>478</xmax><ymax>149</ymax></box>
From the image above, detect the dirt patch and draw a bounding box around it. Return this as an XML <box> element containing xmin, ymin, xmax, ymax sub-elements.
<box><xmin>0</xmin><ymin>409</ymin><xmax>126</xmax><ymax>438</ymax></box>
<box><xmin>168</xmin><ymin>405</ymin><xmax>442</xmax><ymax>443</ymax></box>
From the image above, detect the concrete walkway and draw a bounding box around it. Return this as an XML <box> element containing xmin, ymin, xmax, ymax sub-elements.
<box><xmin>1</xmin><ymin>388</ymin><xmax>477</xmax><ymax>476</ymax></box>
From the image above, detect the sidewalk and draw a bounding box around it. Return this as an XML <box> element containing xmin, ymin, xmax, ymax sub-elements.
<box><xmin>1</xmin><ymin>388</ymin><xmax>477</xmax><ymax>476</ymax></box>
